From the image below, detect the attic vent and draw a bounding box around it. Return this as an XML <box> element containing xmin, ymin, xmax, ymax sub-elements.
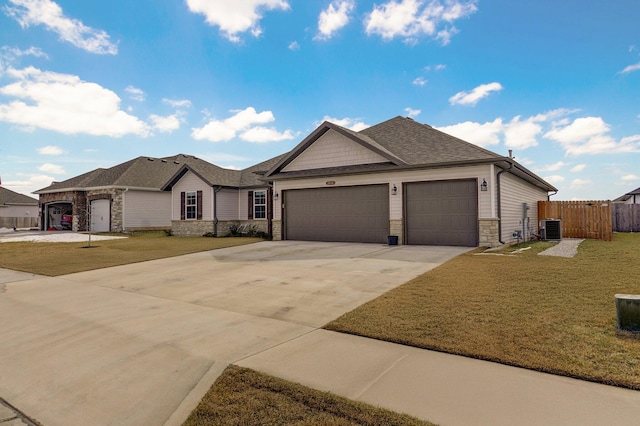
<box><xmin>540</xmin><ymin>219</ymin><xmax>562</xmax><ymax>240</ymax></box>
<box><xmin>161</xmin><ymin>160</ymin><xmax>167</xmax><ymax>163</ymax></box>
<box><xmin>174</xmin><ymin>161</ymin><xmax>180</xmax><ymax>164</ymax></box>
<box><xmin>147</xmin><ymin>158</ymin><xmax>154</xmax><ymax>161</ymax></box>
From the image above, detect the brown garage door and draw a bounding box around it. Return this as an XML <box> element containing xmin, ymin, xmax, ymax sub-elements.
<box><xmin>284</xmin><ymin>185</ymin><xmax>389</xmax><ymax>243</ymax></box>
<box><xmin>405</xmin><ymin>179</ymin><xmax>478</xmax><ymax>246</ymax></box>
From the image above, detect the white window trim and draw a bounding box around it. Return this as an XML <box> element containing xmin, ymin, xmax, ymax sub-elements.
<box><xmin>254</xmin><ymin>190</ymin><xmax>266</xmax><ymax>220</ymax></box>
<box><xmin>186</xmin><ymin>191</ymin><xmax>197</xmax><ymax>220</ymax></box>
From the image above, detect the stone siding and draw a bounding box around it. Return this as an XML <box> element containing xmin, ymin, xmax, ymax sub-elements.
<box><xmin>171</xmin><ymin>219</ymin><xmax>269</xmax><ymax>237</ymax></box>
<box><xmin>271</xmin><ymin>220</ymin><xmax>282</xmax><ymax>241</ymax></box>
<box><xmin>479</xmin><ymin>218</ymin><xmax>500</xmax><ymax>247</ymax></box>
<box><xmin>389</xmin><ymin>219</ymin><xmax>404</xmax><ymax>245</ymax></box>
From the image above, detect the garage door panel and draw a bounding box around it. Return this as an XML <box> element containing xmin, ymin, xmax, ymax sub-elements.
<box><xmin>284</xmin><ymin>185</ymin><xmax>389</xmax><ymax>243</ymax></box>
<box><xmin>405</xmin><ymin>180</ymin><xmax>478</xmax><ymax>247</ymax></box>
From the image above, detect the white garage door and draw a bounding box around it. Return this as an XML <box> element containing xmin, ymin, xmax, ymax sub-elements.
<box><xmin>284</xmin><ymin>185</ymin><xmax>389</xmax><ymax>243</ymax></box>
<box><xmin>90</xmin><ymin>199</ymin><xmax>110</xmax><ymax>233</ymax></box>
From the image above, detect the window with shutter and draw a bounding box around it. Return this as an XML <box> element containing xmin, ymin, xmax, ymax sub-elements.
<box><xmin>180</xmin><ymin>192</ymin><xmax>185</xmax><ymax>220</ymax></box>
<box><xmin>248</xmin><ymin>191</ymin><xmax>253</xmax><ymax>219</ymax></box>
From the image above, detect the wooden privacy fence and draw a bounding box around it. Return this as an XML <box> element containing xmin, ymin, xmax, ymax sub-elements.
<box><xmin>612</xmin><ymin>204</ymin><xmax>640</xmax><ymax>232</ymax></box>
<box><xmin>538</xmin><ymin>201</ymin><xmax>612</xmax><ymax>241</ymax></box>
<box><xmin>0</xmin><ymin>217</ymin><xmax>38</xmax><ymax>229</ymax></box>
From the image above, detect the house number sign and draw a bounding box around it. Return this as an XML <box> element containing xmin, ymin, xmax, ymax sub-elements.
<box><xmin>326</xmin><ymin>181</ymin><xmax>335</xmax><ymax>185</ymax></box>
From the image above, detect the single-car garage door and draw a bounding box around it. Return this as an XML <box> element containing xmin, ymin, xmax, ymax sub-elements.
<box><xmin>284</xmin><ymin>185</ymin><xmax>389</xmax><ymax>243</ymax></box>
<box><xmin>90</xmin><ymin>199</ymin><xmax>110</xmax><ymax>233</ymax></box>
<box><xmin>405</xmin><ymin>179</ymin><xmax>478</xmax><ymax>247</ymax></box>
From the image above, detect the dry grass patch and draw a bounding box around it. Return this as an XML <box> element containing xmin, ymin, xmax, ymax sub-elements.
<box><xmin>184</xmin><ymin>365</ymin><xmax>432</xmax><ymax>426</ymax></box>
<box><xmin>0</xmin><ymin>232</ymin><xmax>261</xmax><ymax>276</ymax></box>
<box><xmin>326</xmin><ymin>233</ymin><xmax>640</xmax><ymax>389</ymax></box>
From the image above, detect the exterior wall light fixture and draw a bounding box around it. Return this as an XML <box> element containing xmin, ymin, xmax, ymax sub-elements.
<box><xmin>480</xmin><ymin>179</ymin><xmax>488</xmax><ymax>192</ymax></box>
<box><xmin>274</xmin><ymin>192</ymin><xmax>279</xmax><ymax>201</ymax></box>
<box><xmin>392</xmin><ymin>184</ymin><xmax>398</xmax><ymax>195</ymax></box>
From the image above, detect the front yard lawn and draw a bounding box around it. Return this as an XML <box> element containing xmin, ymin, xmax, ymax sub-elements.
<box><xmin>0</xmin><ymin>232</ymin><xmax>261</xmax><ymax>276</ymax></box>
<box><xmin>326</xmin><ymin>233</ymin><xmax>640</xmax><ymax>389</ymax></box>
<box><xmin>183</xmin><ymin>365</ymin><xmax>431</xmax><ymax>426</ymax></box>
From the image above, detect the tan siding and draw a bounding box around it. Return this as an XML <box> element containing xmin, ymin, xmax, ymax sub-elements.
<box><xmin>274</xmin><ymin>165</ymin><xmax>493</xmax><ymax>221</ymax></box>
<box><xmin>282</xmin><ymin>129</ymin><xmax>388</xmax><ymax>172</ymax></box>
<box><xmin>0</xmin><ymin>205</ymin><xmax>38</xmax><ymax>218</ymax></box>
<box><xmin>216</xmin><ymin>189</ymin><xmax>238</xmax><ymax>220</ymax></box>
<box><xmin>124</xmin><ymin>190</ymin><xmax>171</xmax><ymax>228</ymax></box>
<box><xmin>172</xmin><ymin>171</ymin><xmax>213</xmax><ymax>220</ymax></box>
<box><xmin>500</xmin><ymin>173</ymin><xmax>549</xmax><ymax>242</ymax></box>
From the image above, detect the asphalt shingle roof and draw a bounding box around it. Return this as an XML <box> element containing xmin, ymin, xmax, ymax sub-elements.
<box><xmin>0</xmin><ymin>187</ymin><xmax>39</xmax><ymax>205</ymax></box>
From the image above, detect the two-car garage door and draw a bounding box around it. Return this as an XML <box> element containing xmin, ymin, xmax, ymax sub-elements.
<box><xmin>283</xmin><ymin>179</ymin><xmax>478</xmax><ymax>246</ymax></box>
<box><xmin>284</xmin><ymin>185</ymin><xmax>389</xmax><ymax>243</ymax></box>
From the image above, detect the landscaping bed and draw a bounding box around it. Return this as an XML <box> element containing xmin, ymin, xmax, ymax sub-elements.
<box><xmin>326</xmin><ymin>233</ymin><xmax>640</xmax><ymax>389</ymax></box>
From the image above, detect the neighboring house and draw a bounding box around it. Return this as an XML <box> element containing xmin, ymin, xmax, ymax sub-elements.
<box><xmin>264</xmin><ymin>116</ymin><xmax>557</xmax><ymax>247</ymax></box>
<box><xmin>34</xmin><ymin>116</ymin><xmax>557</xmax><ymax>247</ymax></box>
<box><xmin>613</xmin><ymin>187</ymin><xmax>640</xmax><ymax>204</ymax></box>
<box><xmin>0</xmin><ymin>187</ymin><xmax>39</xmax><ymax>229</ymax></box>
<box><xmin>33</xmin><ymin>154</ymin><xmax>283</xmax><ymax>235</ymax></box>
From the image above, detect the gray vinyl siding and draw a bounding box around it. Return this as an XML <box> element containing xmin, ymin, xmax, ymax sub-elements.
<box><xmin>499</xmin><ymin>173</ymin><xmax>549</xmax><ymax>243</ymax></box>
<box><xmin>124</xmin><ymin>190</ymin><xmax>172</xmax><ymax>228</ymax></box>
<box><xmin>216</xmin><ymin>189</ymin><xmax>239</xmax><ymax>220</ymax></box>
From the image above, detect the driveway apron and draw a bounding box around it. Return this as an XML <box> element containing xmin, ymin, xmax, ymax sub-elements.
<box><xmin>0</xmin><ymin>241</ymin><xmax>466</xmax><ymax>426</ymax></box>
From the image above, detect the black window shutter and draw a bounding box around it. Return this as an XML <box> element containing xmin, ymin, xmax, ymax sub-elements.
<box><xmin>180</xmin><ymin>192</ymin><xmax>185</xmax><ymax>220</ymax></box>
<box><xmin>197</xmin><ymin>190</ymin><xmax>203</xmax><ymax>220</ymax></box>
<box><xmin>248</xmin><ymin>191</ymin><xmax>254</xmax><ymax>219</ymax></box>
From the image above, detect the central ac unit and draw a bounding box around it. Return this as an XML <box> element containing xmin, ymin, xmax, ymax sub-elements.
<box><xmin>540</xmin><ymin>219</ymin><xmax>562</xmax><ymax>240</ymax></box>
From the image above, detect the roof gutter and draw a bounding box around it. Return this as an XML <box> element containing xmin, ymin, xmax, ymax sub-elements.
<box><xmin>496</xmin><ymin>154</ymin><xmax>514</xmax><ymax>245</ymax></box>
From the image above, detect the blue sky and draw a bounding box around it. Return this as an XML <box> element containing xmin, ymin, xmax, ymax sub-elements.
<box><xmin>1</xmin><ymin>0</ymin><xmax>639</xmax><ymax>200</ymax></box>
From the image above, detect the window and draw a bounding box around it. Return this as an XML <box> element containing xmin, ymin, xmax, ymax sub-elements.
<box><xmin>186</xmin><ymin>191</ymin><xmax>197</xmax><ymax>220</ymax></box>
<box><xmin>254</xmin><ymin>190</ymin><xmax>266</xmax><ymax>219</ymax></box>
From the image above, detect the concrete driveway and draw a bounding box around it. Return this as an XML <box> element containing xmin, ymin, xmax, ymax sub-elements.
<box><xmin>0</xmin><ymin>241</ymin><xmax>468</xmax><ymax>426</ymax></box>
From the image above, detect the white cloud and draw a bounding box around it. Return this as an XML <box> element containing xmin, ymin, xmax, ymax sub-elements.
<box><xmin>38</xmin><ymin>162</ymin><xmax>64</xmax><ymax>174</ymax></box>
<box><xmin>544</xmin><ymin>116</ymin><xmax>640</xmax><ymax>155</ymax></box>
<box><xmin>543</xmin><ymin>175</ymin><xmax>565</xmax><ymax>185</ymax></box>
<box><xmin>0</xmin><ymin>45</ymin><xmax>48</xmax><ymax>63</ymax></box>
<box><xmin>321</xmin><ymin>116</ymin><xmax>370</xmax><ymax>131</ymax></box>
<box><xmin>2</xmin><ymin>173</ymin><xmax>55</xmax><ymax>194</ymax></box>
<box><xmin>570</xmin><ymin>164</ymin><xmax>586</xmax><ymax>172</ymax></box>
<box><xmin>316</xmin><ymin>0</ymin><xmax>355</xmax><ymax>40</ymax></box>
<box><xmin>570</xmin><ymin>178</ymin><xmax>591</xmax><ymax>189</ymax></box>
<box><xmin>405</xmin><ymin>107</ymin><xmax>420</xmax><ymax>118</ymax></box>
<box><xmin>4</xmin><ymin>0</ymin><xmax>117</xmax><ymax>54</ymax></box>
<box><xmin>364</xmin><ymin>0</ymin><xmax>478</xmax><ymax>45</ymax></box>
<box><xmin>622</xmin><ymin>174</ymin><xmax>640</xmax><ymax>181</ymax></box>
<box><xmin>125</xmin><ymin>86</ymin><xmax>145</xmax><ymax>102</ymax></box>
<box><xmin>240</xmin><ymin>126</ymin><xmax>294</xmax><ymax>143</ymax></box>
<box><xmin>288</xmin><ymin>41</ymin><xmax>300</xmax><ymax>50</ymax></box>
<box><xmin>192</xmin><ymin>107</ymin><xmax>292</xmax><ymax>143</ymax></box>
<box><xmin>619</xmin><ymin>62</ymin><xmax>640</xmax><ymax>74</ymax></box>
<box><xmin>425</xmin><ymin>64</ymin><xmax>446</xmax><ymax>71</ymax></box>
<box><xmin>185</xmin><ymin>0</ymin><xmax>289</xmax><ymax>42</ymax></box>
<box><xmin>149</xmin><ymin>113</ymin><xmax>181</xmax><ymax>133</ymax></box>
<box><xmin>37</xmin><ymin>145</ymin><xmax>62</xmax><ymax>155</ymax></box>
<box><xmin>449</xmin><ymin>82</ymin><xmax>502</xmax><ymax>106</ymax></box>
<box><xmin>163</xmin><ymin>98</ymin><xmax>192</xmax><ymax>109</ymax></box>
<box><xmin>0</xmin><ymin>66</ymin><xmax>150</xmax><ymax>137</ymax></box>
<box><xmin>503</xmin><ymin>115</ymin><xmax>542</xmax><ymax>149</ymax></box>
<box><xmin>412</xmin><ymin>76</ymin><xmax>427</xmax><ymax>86</ymax></box>
<box><xmin>535</xmin><ymin>161</ymin><xmax>568</xmax><ymax>172</ymax></box>
<box><xmin>437</xmin><ymin>118</ymin><xmax>503</xmax><ymax>147</ymax></box>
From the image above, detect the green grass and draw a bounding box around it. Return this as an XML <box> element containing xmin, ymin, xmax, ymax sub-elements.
<box><xmin>326</xmin><ymin>233</ymin><xmax>640</xmax><ymax>390</ymax></box>
<box><xmin>0</xmin><ymin>231</ymin><xmax>262</xmax><ymax>276</ymax></box>
<box><xmin>183</xmin><ymin>366</ymin><xmax>432</xmax><ymax>426</ymax></box>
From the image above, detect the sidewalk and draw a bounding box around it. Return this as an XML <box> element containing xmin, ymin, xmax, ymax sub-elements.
<box><xmin>238</xmin><ymin>329</ymin><xmax>640</xmax><ymax>426</ymax></box>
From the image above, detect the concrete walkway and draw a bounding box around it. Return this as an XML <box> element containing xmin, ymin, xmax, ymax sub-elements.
<box><xmin>239</xmin><ymin>330</ymin><xmax>640</xmax><ymax>426</ymax></box>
